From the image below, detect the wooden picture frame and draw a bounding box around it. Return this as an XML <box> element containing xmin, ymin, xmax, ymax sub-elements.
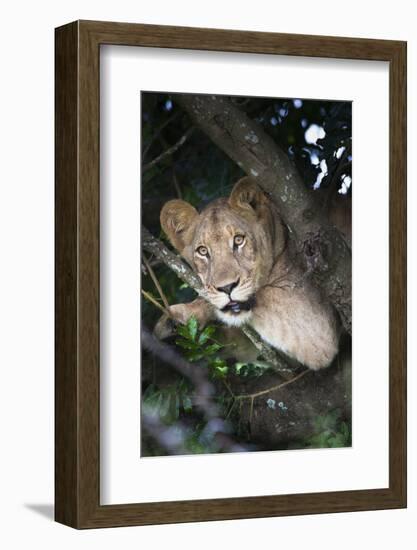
<box><xmin>55</xmin><ymin>20</ymin><xmax>407</xmax><ymax>528</ymax></box>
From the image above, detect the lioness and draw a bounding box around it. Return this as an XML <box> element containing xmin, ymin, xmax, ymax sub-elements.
<box><xmin>157</xmin><ymin>177</ymin><xmax>340</xmax><ymax>370</ymax></box>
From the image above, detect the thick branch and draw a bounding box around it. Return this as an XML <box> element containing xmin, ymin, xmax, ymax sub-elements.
<box><xmin>175</xmin><ymin>94</ymin><xmax>351</xmax><ymax>333</ymax></box>
<box><xmin>142</xmin><ymin>226</ymin><xmax>202</xmax><ymax>291</ymax></box>
<box><xmin>142</xmin><ymin>226</ymin><xmax>296</xmax><ymax>376</ymax></box>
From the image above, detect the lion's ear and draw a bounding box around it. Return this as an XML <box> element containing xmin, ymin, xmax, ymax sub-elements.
<box><xmin>228</xmin><ymin>177</ymin><xmax>266</xmax><ymax>215</ymax></box>
<box><xmin>160</xmin><ymin>199</ymin><xmax>198</xmax><ymax>254</ymax></box>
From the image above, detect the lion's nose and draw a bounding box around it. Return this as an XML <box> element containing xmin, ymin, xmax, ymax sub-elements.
<box><xmin>216</xmin><ymin>279</ymin><xmax>239</xmax><ymax>296</ymax></box>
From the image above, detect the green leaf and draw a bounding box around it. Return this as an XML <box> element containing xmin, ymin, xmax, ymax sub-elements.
<box><xmin>142</xmin><ymin>383</ymin><xmax>156</xmax><ymax>399</ymax></box>
<box><xmin>234</xmin><ymin>362</ymin><xmax>246</xmax><ymax>374</ymax></box>
<box><xmin>187</xmin><ymin>316</ymin><xmax>198</xmax><ymax>341</ymax></box>
<box><xmin>176</xmin><ymin>325</ymin><xmax>191</xmax><ymax>340</ymax></box>
<box><xmin>175</xmin><ymin>338</ymin><xmax>197</xmax><ymax>350</ymax></box>
<box><xmin>198</xmin><ymin>325</ymin><xmax>216</xmax><ymax>345</ymax></box>
<box><xmin>213</xmin><ymin>365</ymin><xmax>228</xmax><ymax>379</ymax></box>
<box><xmin>182</xmin><ymin>395</ymin><xmax>193</xmax><ymax>413</ymax></box>
<box><xmin>328</xmin><ymin>432</ymin><xmax>348</xmax><ymax>447</ymax></box>
<box><xmin>211</xmin><ymin>357</ymin><xmax>227</xmax><ymax>369</ymax></box>
<box><xmin>340</xmin><ymin>421</ymin><xmax>350</xmax><ymax>441</ymax></box>
<box><xmin>309</xmin><ymin>433</ymin><xmax>330</xmax><ymax>448</ymax></box>
<box><xmin>233</xmin><ymin>361</ymin><xmax>272</xmax><ymax>378</ymax></box>
<box><xmin>326</xmin><ymin>408</ymin><xmax>341</xmax><ymax>426</ymax></box>
<box><xmin>204</xmin><ymin>343</ymin><xmax>221</xmax><ymax>355</ymax></box>
<box><xmin>160</xmin><ymin>394</ymin><xmax>171</xmax><ymax>418</ymax></box>
<box><xmin>187</xmin><ymin>351</ymin><xmax>205</xmax><ymax>362</ymax></box>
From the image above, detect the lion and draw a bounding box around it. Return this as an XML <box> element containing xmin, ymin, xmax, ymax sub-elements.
<box><xmin>156</xmin><ymin>177</ymin><xmax>340</xmax><ymax>370</ymax></box>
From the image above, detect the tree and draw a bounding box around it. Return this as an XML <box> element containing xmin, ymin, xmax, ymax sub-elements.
<box><xmin>141</xmin><ymin>92</ymin><xmax>352</xmax><ymax>455</ymax></box>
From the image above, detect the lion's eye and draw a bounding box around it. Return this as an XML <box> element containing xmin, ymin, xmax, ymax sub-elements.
<box><xmin>234</xmin><ymin>235</ymin><xmax>245</xmax><ymax>247</ymax></box>
<box><xmin>196</xmin><ymin>246</ymin><xmax>208</xmax><ymax>256</ymax></box>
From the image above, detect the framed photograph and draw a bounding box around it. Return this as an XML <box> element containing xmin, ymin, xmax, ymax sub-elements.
<box><xmin>55</xmin><ymin>20</ymin><xmax>406</xmax><ymax>528</ymax></box>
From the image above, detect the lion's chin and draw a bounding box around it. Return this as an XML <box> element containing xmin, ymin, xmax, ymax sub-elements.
<box><xmin>215</xmin><ymin>308</ymin><xmax>253</xmax><ymax>327</ymax></box>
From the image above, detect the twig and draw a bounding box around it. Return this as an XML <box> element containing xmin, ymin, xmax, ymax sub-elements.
<box><xmin>225</xmin><ymin>399</ymin><xmax>237</xmax><ymax>421</ymax></box>
<box><xmin>224</xmin><ymin>368</ymin><xmax>309</xmax><ymax>426</ymax></box>
<box><xmin>143</xmin><ymin>127</ymin><xmax>194</xmax><ymax>173</ymax></box>
<box><xmin>249</xmin><ymin>397</ymin><xmax>255</xmax><ymax>425</ymax></box>
<box><xmin>172</xmin><ymin>170</ymin><xmax>183</xmax><ymax>199</ymax></box>
<box><xmin>235</xmin><ymin>368</ymin><xmax>309</xmax><ymax>400</ymax></box>
<box><xmin>222</xmin><ymin>378</ymin><xmax>235</xmax><ymax>398</ymax></box>
<box><xmin>143</xmin><ymin>255</ymin><xmax>170</xmax><ymax>310</ymax></box>
<box><xmin>141</xmin><ymin>289</ymin><xmax>171</xmax><ymax>317</ymax></box>
<box><xmin>142</xmin><ymin>111</ymin><xmax>179</xmax><ymax>160</ymax></box>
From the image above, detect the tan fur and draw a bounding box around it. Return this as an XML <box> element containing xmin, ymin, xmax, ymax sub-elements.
<box><xmin>158</xmin><ymin>177</ymin><xmax>340</xmax><ymax>370</ymax></box>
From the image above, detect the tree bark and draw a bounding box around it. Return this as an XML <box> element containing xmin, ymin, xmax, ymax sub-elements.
<box><xmin>142</xmin><ymin>226</ymin><xmax>202</xmax><ymax>290</ymax></box>
<box><xmin>175</xmin><ymin>94</ymin><xmax>352</xmax><ymax>333</ymax></box>
<box><xmin>231</xmin><ymin>353</ymin><xmax>351</xmax><ymax>448</ymax></box>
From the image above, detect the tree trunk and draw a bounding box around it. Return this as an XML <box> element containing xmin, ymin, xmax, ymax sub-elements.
<box><xmin>227</xmin><ymin>351</ymin><xmax>351</xmax><ymax>448</ymax></box>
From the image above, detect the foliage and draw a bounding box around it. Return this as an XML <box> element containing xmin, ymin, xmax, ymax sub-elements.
<box><xmin>175</xmin><ymin>316</ymin><xmax>228</xmax><ymax>379</ymax></box>
<box><xmin>141</xmin><ymin>317</ymin><xmax>231</xmax><ymax>455</ymax></box>
<box><xmin>142</xmin><ymin>379</ymin><xmax>193</xmax><ymax>424</ymax></box>
<box><xmin>305</xmin><ymin>409</ymin><xmax>351</xmax><ymax>448</ymax></box>
<box><xmin>234</xmin><ymin>361</ymin><xmax>273</xmax><ymax>378</ymax></box>
<box><xmin>142</xmin><ymin>380</ymin><xmax>224</xmax><ymax>456</ymax></box>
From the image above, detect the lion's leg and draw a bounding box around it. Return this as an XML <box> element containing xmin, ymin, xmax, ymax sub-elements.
<box><xmin>154</xmin><ymin>298</ymin><xmax>214</xmax><ymax>339</ymax></box>
<box><xmin>250</xmin><ymin>285</ymin><xmax>339</xmax><ymax>371</ymax></box>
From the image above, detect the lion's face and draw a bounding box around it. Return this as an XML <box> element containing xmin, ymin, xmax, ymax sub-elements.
<box><xmin>160</xmin><ymin>178</ymin><xmax>286</xmax><ymax>326</ymax></box>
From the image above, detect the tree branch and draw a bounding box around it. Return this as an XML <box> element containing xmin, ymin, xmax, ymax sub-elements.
<box><xmin>239</xmin><ymin>325</ymin><xmax>298</xmax><ymax>378</ymax></box>
<box><xmin>142</xmin><ymin>111</ymin><xmax>179</xmax><ymax>160</ymax></box>
<box><xmin>143</xmin><ymin>255</ymin><xmax>170</xmax><ymax>310</ymax></box>
<box><xmin>142</xmin><ymin>127</ymin><xmax>194</xmax><ymax>173</ymax></box>
<box><xmin>142</xmin><ymin>226</ymin><xmax>203</xmax><ymax>291</ymax></box>
<box><xmin>175</xmin><ymin>94</ymin><xmax>351</xmax><ymax>333</ymax></box>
